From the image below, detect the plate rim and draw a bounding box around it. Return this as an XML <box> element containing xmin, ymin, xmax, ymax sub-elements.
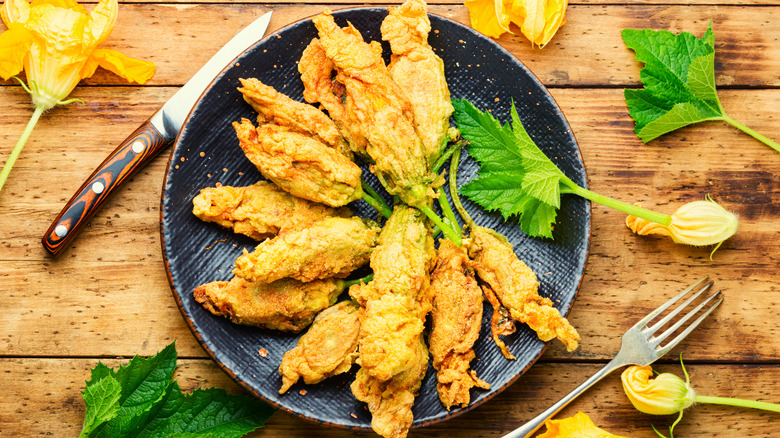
<box><xmin>159</xmin><ymin>5</ymin><xmax>591</xmax><ymax>432</ymax></box>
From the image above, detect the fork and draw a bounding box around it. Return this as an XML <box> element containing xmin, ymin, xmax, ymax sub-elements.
<box><xmin>503</xmin><ymin>276</ymin><xmax>723</xmax><ymax>438</ymax></box>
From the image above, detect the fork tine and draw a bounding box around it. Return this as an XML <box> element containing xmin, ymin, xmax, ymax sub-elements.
<box><xmin>633</xmin><ymin>276</ymin><xmax>709</xmax><ymax>329</ymax></box>
<box><xmin>500</xmin><ymin>278</ymin><xmax>722</xmax><ymax>438</ymax></box>
<box><xmin>650</xmin><ymin>287</ymin><xmax>720</xmax><ymax>347</ymax></box>
<box><xmin>645</xmin><ymin>280</ymin><xmax>714</xmax><ymax>335</ymax></box>
<box><xmin>655</xmin><ymin>290</ymin><xmax>723</xmax><ymax>357</ymax></box>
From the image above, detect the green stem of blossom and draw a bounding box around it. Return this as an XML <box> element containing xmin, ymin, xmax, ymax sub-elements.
<box><xmin>361</xmin><ymin>181</ymin><xmax>392</xmax><ymax>219</ymax></box>
<box><xmin>653</xmin><ymin>396</ymin><xmax>780</xmax><ymax>438</ymax></box>
<box><xmin>0</xmin><ymin>105</ymin><xmax>45</xmax><ymax>193</ymax></box>
<box><xmin>420</xmin><ymin>204</ymin><xmax>461</xmax><ymax>246</ymax></box>
<box><xmin>432</xmin><ymin>144</ymin><xmax>456</xmax><ymax>173</ymax></box>
<box><xmin>438</xmin><ymin>190</ymin><xmax>462</xmax><ymax>238</ymax></box>
<box><xmin>695</xmin><ymin>395</ymin><xmax>780</xmax><ymax>413</ymax></box>
<box><xmin>559</xmin><ymin>177</ymin><xmax>672</xmax><ymax>226</ymax></box>
<box><xmin>720</xmin><ymin>115</ymin><xmax>780</xmax><ymax>154</ymax></box>
<box><xmin>360</xmin><ymin>179</ymin><xmax>458</xmax><ymax>244</ymax></box>
<box><xmin>432</xmin><ymin>139</ymin><xmax>466</xmax><ymax>173</ymax></box>
<box><xmin>343</xmin><ymin>273</ymin><xmax>373</xmax><ymax>288</ymax></box>
<box><xmin>448</xmin><ymin>145</ymin><xmax>476</xmax><ymax>229</ymax></box>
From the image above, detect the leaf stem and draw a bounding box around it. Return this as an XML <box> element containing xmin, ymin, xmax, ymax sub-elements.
<box><xmin>361</xmin><ymin>181</ymin><xmax>392</xmax><ymax>219</ymax></box>
<box><xmin>695</xmin><ymin>395</ymin><xmax>780</xmax><ymax>413</ymax></box>
<box><xmin>419</xmin><ymin>204</ymin><xmax>461</xmax><ymax>246</ymax></box>
<box><xmin>720</xmin><ymin>115</ymin><xmax>780</xmax><ymax>153</ymax></box>
<box><xmin>0</xmin><ymin>105</ymin><xmax>45</xmax><ymax>193</ymax></box>
<box><xmin>559</xmin><ymin>177</ymin><xmax>672</xmax><ymax>226</ymax></box>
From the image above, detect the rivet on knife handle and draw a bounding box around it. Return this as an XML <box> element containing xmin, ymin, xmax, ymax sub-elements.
<box><xmin>42</xmin><ymin>120</ymin><xmax>169</xmax><ymax>256</ymax></box>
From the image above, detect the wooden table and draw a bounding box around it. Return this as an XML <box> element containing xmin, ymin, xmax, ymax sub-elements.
<box><xmin>2</xmin><ymin>0</ymin><xmax>779</xmax><ymax>436</ymax></box>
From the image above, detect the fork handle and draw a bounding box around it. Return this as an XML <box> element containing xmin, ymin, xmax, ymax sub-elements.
<box><xmin>503</xmin><ymin>357</ymin><xmax>625</xmax><ymax>438</ymax></box>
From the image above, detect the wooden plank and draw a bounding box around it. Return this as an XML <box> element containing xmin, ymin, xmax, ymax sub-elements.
<box><xmin>1</xmin><ymin>87</ymin><xmax>778</xmax><ymax>359</ymax></box>
<box><xmin>530</xmin><ymin>87</ymin><xmax>780</xmax><ymax>359</ymax></box>
<box><xmin>2</xmin><ymin>359</ymin><xmax>780</xmax><ymax>437</ymax></box>
<box><xmin>2</xmin><ymin>5</ymin><xmax>780</xmax><ymax>87</ymax></box>
<box><xmin>2</xmin><ymin>2</ymin><xmax>778</xmax><ymax>437</ymax></box>
<box><xmin>109</xmin><ymin>0</ymin><xmax>780</xmax><ymax>5</ymax></box>
<box><xmin>23</xmin><ymin>0</ymin><xmax>780</xmax><ymax>6</ymax></box>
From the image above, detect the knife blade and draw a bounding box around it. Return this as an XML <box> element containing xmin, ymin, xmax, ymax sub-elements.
<box><xmin>42</xmin><ymin>11</ymin><xmax>273</xmax><ymax>256</ymax></box>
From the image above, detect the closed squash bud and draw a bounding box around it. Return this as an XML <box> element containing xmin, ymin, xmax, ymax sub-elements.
<box><xmin>627</xmin><ymin>196</ymin><xmax>737</xmax><ymax>255</ymax></box>
<box><xmin>621</xmin><ymin>365</ymin><xmax>696</xmax><ymax>416</ymax></box>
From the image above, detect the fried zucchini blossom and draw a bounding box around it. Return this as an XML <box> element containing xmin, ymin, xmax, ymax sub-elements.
<box><xmin>302</xmin><ymin>10</ymin><xmax>438</xmax><ymax>209</ymax></box>
<box><xmin>233</xmin><ymin>216</ymin><xmax>380</xmax><ymax>284</ymax></box>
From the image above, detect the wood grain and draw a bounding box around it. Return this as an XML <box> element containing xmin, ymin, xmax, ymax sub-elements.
<box><xmin>2</xmin><ymin>5</ymin><xmax>780</xmax><ymax>88</ymax></box>
<box><xmin>1</xmin><ymin>87</ymin><xmax>778</xmax><ymax>359</ymax></box>
<box><xmin>107</xmin><ymin>0</ymin><xmax>780</xmax><ymax>5</ymax></box>
<box><xmin>1</xmin><ymin>1</ymin><xmax>779</xmax><ymax>437</ymax></box>
<box><xmin>2</xmin><ymin>359</ymin><xmax>780</xmax><ymax>437</ymax></box>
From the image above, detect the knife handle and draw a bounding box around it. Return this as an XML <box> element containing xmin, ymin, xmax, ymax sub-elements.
<box><xmin>42</xmin><ymin>120</ymin><xmax>170</xmax><ymax>256</ymax></box>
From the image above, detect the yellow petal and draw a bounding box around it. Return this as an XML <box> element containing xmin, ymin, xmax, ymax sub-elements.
<box><xmin>87</xmin><ymin>48</ymin><xmax>155</xmax><ymax>83</ymax></box>
<box><xmin>25</xmin><ymin>3</ymin><xmax>88</xmax><ymax>50</ymax></box>
<box><xmin>537</xmin><ymin>412</ymin><xmax>628</xmax><ymax>438</ymax></box>
<box><xmin>538</xmin><ymin>0</ymin><xmax>567</xmax><ymax>47</ymax></box>
<box><xmin>79</xmin><ymin>51</ymin><xmax>98</xmax><ymax>77</ymax></box>
<box><xmin>1</xmin><ymin>0</ymin><xmax>31</xmax><ymax>26</ymax></box>
<box><xmin>23</xmin><ymin>3</ymin><xmax>89</xmax><ymax>107</ymax></box>
<box><xmin>84</xmin><ymin>0</ymin><xmax>116</xmax><ymax>48</ymax></box>
<box><xmin>30</xmin><ymin>0</ymin><xmax>86</xmax><ymax>14</ymax></box>
<box><xmin>522</xmin><ymin>0</ymin><xmax>546</xmax><ymax>44</ymax></box>
<box><xmin>0</xmin><ymin>23</ymin><xmax>33</xmax><ymax>79</ymax></box>
<box><xmin>621</xmin><ymin>366</ymin><xmax>696</xmax><ymax>416</ymax></box>
<box><xmin>465</xmin><ymin>0</ymin><xmax>510</xmax><ymax>38</ymax></box>
<box><xmin>505</xmin><ymin>0</ymin><xmax>567</xmax><ymax>48</ymax></box>
<box><xmin>504</xmin><ymin>0</ymin><xmax>523</xmax><ymax>23</ymax></box>
<box><xmin>495</xmin><ymin>0</ymin><xmax>511</xmax><ymax>33</ymax></box>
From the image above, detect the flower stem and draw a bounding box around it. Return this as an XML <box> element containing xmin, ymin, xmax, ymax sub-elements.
<box><xmin>559</xmin><ymin>177</ymin><xmax>672</xmax><ymax>226</ymax></box>
<box><xmin>438</xmin><ymin>190</ymin><xmax>462</xmax><ymax>238</ymax></box>
<box><xmin>361</xmin><ymin>181</ymin><xmax>392</xmax><ymax>219</ymax></box>
<box><xmin>344</xmin><ymin>273</ymin><xmax>373</xmax><ymax>288</ymax></box>
<box><xmin>420</xmin><ymin>204</ymin><xmax>461</xmax><ymax>246</ymax></box>
<box><xmin>448</xmin><ymin>144</ymin><xmax>476</xmax><ymax>229</ymax></box>
<box><xmin>432</xmin><ymin>138</ymin><xmax>466</xmax><ymax>173</ymax></box>
<box><xmin>721</xmin><ymin>115</ymin><xmax>780</xmax><ymax>153</ymax></box>
<box><xmin>432</xmin><ymin>142</ymin><xmax>457</xmax><ymax>173</ymax></box>
<box><xmin>696</xmin><ymin>395</ymin><xmax>780</xmax><ymax>413</ymax></box>
<box><xmin>0</xmin><ymin>105</ymin><xmax>45</xmax><ymax>193</ymax></box>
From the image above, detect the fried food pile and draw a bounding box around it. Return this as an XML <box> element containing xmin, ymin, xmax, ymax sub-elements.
<box><xmin>300</xmin><ymin>8</ymin><xmax>439</xmax><ymax>208</ymax></box>
<box><xmin>189</xmin><ymin>1</ymin><xmax>579</xmax><ymax>437</ymax></box>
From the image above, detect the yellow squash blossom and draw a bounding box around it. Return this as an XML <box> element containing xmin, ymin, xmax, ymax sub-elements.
<box><xmin>463</xmin><ymin>0</ymin><xmax>510</xmax><ymax>39</ymax></box>
<box><xmin>622</xmin><ymin>361</ymin><xmax>780</xmax><ymax>438</ymax></box>
<box><xmin>621</xmin><ymin>365</ymin><xmax>695</xmax><ymax>416</ymax></box>
<box><xmin>626</xmin><ymin>196</ymin><xmax>738</xmax><ymax>257</ymax></box>
<box><xmin>537</xmin><ymin>411</ymin><xmax>628</xmax><ymax>438</ymax></box>
<box><xmin>0</xmin><ymin>0</ymin><xmax>155</xmax><ymax>192</ymax></box>
<box><xmin>465</xmin><ymin>0</ymin><xmax>567</xmax><ymax>47</ymax></box>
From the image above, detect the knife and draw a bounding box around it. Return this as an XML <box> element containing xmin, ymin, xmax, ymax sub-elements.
<box><xmin>41</xmin><ymin>11</ymin><xmax>273</xmax><ymax>256</ymax></box>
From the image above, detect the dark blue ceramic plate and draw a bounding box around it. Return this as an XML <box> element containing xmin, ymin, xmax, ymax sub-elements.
<box><xmin>161</xmin><ymin>7</ymin><xmax>590</xmax><ymax>431</ymax></box>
